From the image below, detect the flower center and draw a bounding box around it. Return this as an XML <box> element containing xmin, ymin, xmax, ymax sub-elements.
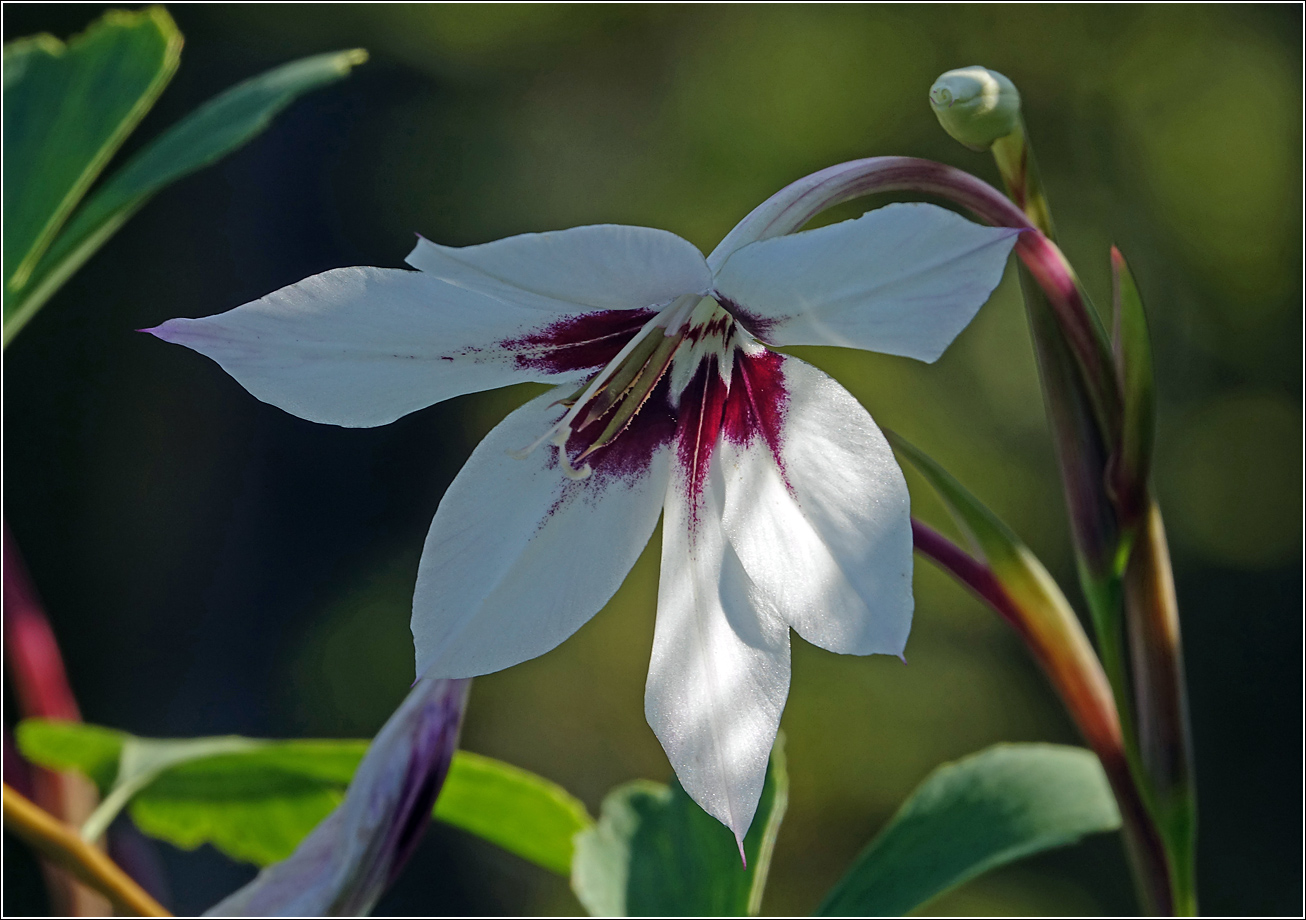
<box><xmin>513</xmin><ymin>294</ymin><xmax>738</xmax><ymax>479</ymax></box>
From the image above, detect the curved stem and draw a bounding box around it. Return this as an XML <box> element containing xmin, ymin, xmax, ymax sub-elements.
<box><xmin>714</xmin><ymin>156</ymin><xmax>1120</xmax><ymax>438</ymax></box>
<box><xmin>911</xmin><ymin>519</ymin><xmax>1173</xmax><ymax>915</ymax></box>
<box><xmin>3</xmin><ymin>785</ymin><xmax>170</xmax><ymax>917</ymax></box>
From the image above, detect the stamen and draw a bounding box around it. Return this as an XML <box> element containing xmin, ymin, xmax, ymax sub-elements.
<box><xmin>546</xmin><ymin>429</ymin><xmax>591</xmax><ymax>479</ymax></box>
<box><xmin>507</xmin><ymin>293</ymin><xmax>704</xmax><ymax>471</ymax></box>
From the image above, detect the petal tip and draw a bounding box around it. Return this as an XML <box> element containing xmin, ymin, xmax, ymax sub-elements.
<box><xmin>735</xmin><ymin>832</ymin><xmax>748</xmax><ymax>869</ymax></box>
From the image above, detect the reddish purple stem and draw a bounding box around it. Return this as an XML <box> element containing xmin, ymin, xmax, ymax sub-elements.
<box><xmin>909</xmin><ymin>518</ymin><xmax>1024</xmax><ymax>636</ymax></box>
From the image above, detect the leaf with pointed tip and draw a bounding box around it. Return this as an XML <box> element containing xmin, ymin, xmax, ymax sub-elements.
<box><xmin>817</xmin><ymin>744</ymin><xmax>1120</xmax><ymax>916</ymax></box>
<box><xmin>4</xmin><ymin>47</ymin><xmax>368</xmax><ymax>345</ymax></box>
<box><xmin>571</xmin><ymin>735</ymin><xmax>787</xmax><ymax>916</ymax></box>
<box><xmin>2</xmin><ymin>7</ymin><xmax>181</xmax><ymax>297</ymax></box>
<box><xmin>1110</xmin><ymin>246</ymin><xmax>1156</xmax><ymax>519</ymax></box>
<box><xmin>15</xmin><ymin>719</ymin><xmax>591</xmax><ymax>873</ymax></box>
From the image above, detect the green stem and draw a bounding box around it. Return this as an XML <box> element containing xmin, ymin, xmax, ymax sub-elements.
<box><xmin>3</xmin><ymin>784</ymin><xmax>170</xmax><ymax>917</ymax></box>
<box><xmin>986</xmin><ymin>120</ymin><xmax>1190</xmax><ymax>914</ymax></box>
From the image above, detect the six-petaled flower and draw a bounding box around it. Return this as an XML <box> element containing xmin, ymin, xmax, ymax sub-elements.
<box><xmin>147</xmin><ymin>185</ymin><xmax>1018</xmax><ymax>846</ymax></box>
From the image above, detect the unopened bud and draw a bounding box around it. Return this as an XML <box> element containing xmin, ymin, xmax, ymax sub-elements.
<box><xmin>929</xmin><ymin>66</ymin><xmax>1020</xmax><ymax>151</ymax></box>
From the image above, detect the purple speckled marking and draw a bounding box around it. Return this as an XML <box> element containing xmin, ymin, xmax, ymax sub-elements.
<box><xmin>532</xmin><ymin>376</ymin><xmax>680</xmax><ymax>533</ymax></box>
<box><xmin>503</xmin><ymin>309</ymin><xmax>656</xmax><ymax>375</ymax></box>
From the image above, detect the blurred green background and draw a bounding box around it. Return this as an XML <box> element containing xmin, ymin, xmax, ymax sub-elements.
<box><xmin>3</xmin><ymin>4</ymin><xmax>1300</xmax><ymax>915</ymax></box>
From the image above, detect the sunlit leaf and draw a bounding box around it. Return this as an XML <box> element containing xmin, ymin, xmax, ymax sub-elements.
<box><xmin>12</xmin><ymin>718</ymin><xmax>124</xmax><ymax>792</ymax></box>
<box><xmin>2</xmin><ymin>7</ymin><xmax>180</xmax><ymax>295</ymax></box>
<box><xmin>817</xmin><ymin>744</ymin><xmax>1120</xmax><ymax>916</ymax></box>
<box><xmin>437</xmin><ymin>750</ymin><xmax>592</xmax><ymax>876</ymax></box>
<box><xmin>571</xmin><ymin>735</ymin><xmax>787</xmax><ymax>916</ymax></box>
<box><xmin>127</xmin><ymin>741</ymin><xmax>366</xmax><ymax>866</ymax></box>
<box><xmin>16</xmin><ymin>719</ymin><xmax>591</xmax><ymax>873</ymax></box>
<box><xmin>4</xmin><ymin>47</ymin><xmax>368</xmax><ymax>345</ymax></box>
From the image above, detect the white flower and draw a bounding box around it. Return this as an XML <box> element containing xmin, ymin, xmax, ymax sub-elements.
<box><xmin>148</xmin><ymin>183</ymin><xmax>1018</xmax><ymax>847</ymax></box>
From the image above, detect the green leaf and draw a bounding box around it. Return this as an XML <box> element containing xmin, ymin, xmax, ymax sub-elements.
<box><xmin>2</xmin><ymin>7</ymin><xmax>181</xmax><ymax>295</ymax></box>
<box><xmin>16</xmin><ymin>719</ymin><xmax>592</xmax><ymax>873</ymax></box>
<box><xmin>435</xmin><ymin>750</ymin><xmax>593</xmax><ymax>876</ymax></box>
<box><xmin>127</xmin><ymin>741</ymin><xmax>367</xmax><ymax>866</ymax></box>
<box><xmin>817</xmin><ymin>744</ymin><xmax>1121</xmax><ymax>916</ymax></box>
<box><xmin>13</xmin><ymin>718</ymin><xmax>126</xmax><ymax>792</ymax></box>
<box><xmin>88</xmin><ymin>735</ymin><xmax>272</xmax><ymax>842</ymax></box>
<box><xmin>571</xmin><ymin>734</ymin><xmax>788</xmax><ymax>916</ymax></box>
<box><xmin>4</xmin><ymin>47</ymin><xmax>368</xmax><ymax>345</ymax></box>
<box><xmin>1109</xmin><ymin>246</ymin><xmax>1156</xmax><ymax>517</ymax></box>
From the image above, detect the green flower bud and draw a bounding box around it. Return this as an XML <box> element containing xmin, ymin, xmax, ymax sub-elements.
<box><xmin>929</xmin><ymin>66</ymin><xmax>1021</xmax><ymax>151</ymax></box>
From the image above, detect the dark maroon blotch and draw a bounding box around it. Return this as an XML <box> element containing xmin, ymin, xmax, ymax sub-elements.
<box><xmin>717</xmin><ymin>295</ymin><xmax>781</xmax><ymax>341</ymax></box>
<box><xmin>722</xmin><ymin>348</ymin><xmax>788</xmax><ymax>461</ymax></box>
<box><xmin>504</xmin><ymin>309</ymin><xmax>655</xmax><ymax>375</ymax></box>
<box><xmin>565</xmin><ymin>375</ymin><xmax>678</xmax><ymax>485</ymax></box>
<box><xmin>673</xmin><ymin>358</ymin><xmax>730</xmax><ymax>529</ymax></box>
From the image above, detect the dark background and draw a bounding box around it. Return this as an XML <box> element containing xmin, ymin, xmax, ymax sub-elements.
<box><xmin>3</xmin><ymin>4</ymin><xmax>1301</xmax><ymax>915</ymax></box>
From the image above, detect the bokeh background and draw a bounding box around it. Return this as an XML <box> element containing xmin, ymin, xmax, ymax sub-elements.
<box><xmin>3</xmin><ymin>4</ymin><xmax>1301</xmax><ymax>915</ymax></box>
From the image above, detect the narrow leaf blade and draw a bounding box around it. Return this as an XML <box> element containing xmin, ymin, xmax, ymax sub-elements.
<box><xmin>817</xmin><ymin>744</ymin><xmax>1121</xmax><ymax>916</ymax></box>
<box><xmin>1110</xmin><ymin>246</ymin><xmax>1156</xmax><ymax>517</ymax></box>
<box><xmin>888</xmin><ymin>431</ymin><xmax>1067</xmax><ymax>614</ymax></box>
<box><xmin>2</xmin><ymin>7</ymin><xmax>181</xmax><ymax>294</ymax></box>
<box><xmin>572</xmin><ymin>735</ymin><xmax>788</xmax><ymax>916</ymax></box>
<box><xmin>4</xmin><ymin>48</ymin><xmax>367</xmax><ymax>344</ymax></box>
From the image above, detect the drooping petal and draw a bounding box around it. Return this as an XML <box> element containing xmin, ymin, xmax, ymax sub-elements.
<box><xmin>712</xmin><ymin>202</ymin><xmax>1019</xmax><ymax>362</ymax></box>
<box><xmin>645</xmin><ymin>364</ymin><xmax>790</xmax><ymax>847</ymax></box>
<box><xmin>406</xmin><ymin>224</ymin><xmax>712</xmax><ymax>312</ymax></box>
<box><xmin>206</xmin><ymin>678</ymin><xmax>470</xmax><ymax>917</ymax></box>
<box><xmin>719</xmin><ymin>353</ymin><xmax>913</xmax><ymax>656</ymax></box>
<box><xmin>414</xmin><ymin>386</ymin><xmax>675</xmax><ymax>679</ymax></box>
<box><xmin>145</xmin><ymin>268</ymin><xmax>663</xmax><ymax>428</ymax></box>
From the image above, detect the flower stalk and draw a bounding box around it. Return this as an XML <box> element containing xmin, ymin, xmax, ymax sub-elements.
<box><xmin>2</xmin><ymin>784</ymin><xmax>170</xmax><ymax>917</ymax></box>
<box><xmin>927</xmin><ymin>66</ymin><xmax>1197</xmax><ymax>914</ymax></box>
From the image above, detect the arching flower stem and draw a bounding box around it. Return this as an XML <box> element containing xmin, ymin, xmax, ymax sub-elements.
<box><xmin>718</xmin><ymin>156</ymin><xmax>1121</xmax><ymax>443</ymax></box>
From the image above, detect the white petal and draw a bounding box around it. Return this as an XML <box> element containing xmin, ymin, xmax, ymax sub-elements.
<box><xmin>145</xmin><ymin>267</ymin><xmax>651</xmax><ymax>428</ymax></box>
<box><xmin>406</xmin><ymin>224</ymin><xmax>712</xmax><ymax>312</ymax></box>
<box><xmin>719</xmin><ymin>355</ymin><xmax>913</xmax><ymax>656</ymax></box>
<box><xmin>414</xmin><ymin>388</ymin><xmax>673</xmax><ymax>678</ymax></box>
<box><xmin>646</xmin><ymin>442</ymin><xmax>790</xmax><ymax>845</ymax></box>
<box><xmin>712</xmin><ymin>202</ymin><xmax>1019</xmax><ymax>362</ymax></box>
